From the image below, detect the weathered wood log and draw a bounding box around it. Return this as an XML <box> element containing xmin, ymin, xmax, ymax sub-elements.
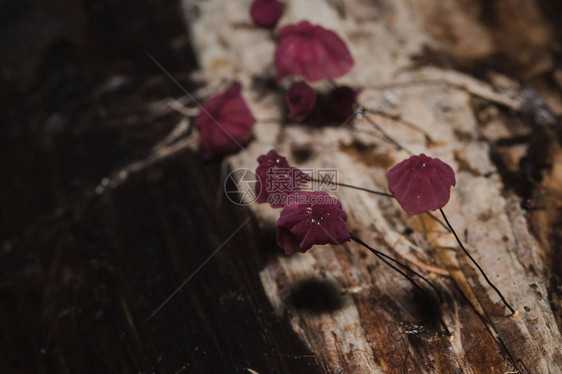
<box><xmin>183</xmin><ymin>0</ymin><xmax>562</xmax><ymax>372</ymax></box>
<box><xmin>6</xmin><ymin>0</ymin><xmax>562</xmax><ymax>373</ymax></box>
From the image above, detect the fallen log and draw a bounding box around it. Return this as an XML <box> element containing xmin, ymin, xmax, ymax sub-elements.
<box><xmin>182</xmin><ymin>0</ymin><xmax>562</xmax><ymax>372</ymax></box>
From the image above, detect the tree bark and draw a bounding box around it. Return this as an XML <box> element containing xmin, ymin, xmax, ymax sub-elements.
<box><xmin>182</xmin><ymin>0</ymin><xmax>562</xmax><ymax>372</ymax></box>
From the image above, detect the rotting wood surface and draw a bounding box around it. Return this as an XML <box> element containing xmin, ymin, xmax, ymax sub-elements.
<box><xmin>183</xmin><ymin>0</ymin><xmax>562</xmax><ymax>372</ymax></box>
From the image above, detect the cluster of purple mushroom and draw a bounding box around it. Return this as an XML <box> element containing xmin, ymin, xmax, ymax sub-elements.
<box><xmin>191</xmin><ymin>0</ymin><xmax>515</xmax><ymax>328</ymax></box>
<box><xmin>255</xmin><ymin>151</ymin><xmax>457</xmax><ymax>255</ymax></box>
<box><xmin>194</xmin><ymin>0</ymin><xmax>359</xmax><ymax>159</ymax></box>
<box><xmin>255</xmin><ymin>148</ymin><xmax>514</xmax><ymax>328</ymax></box>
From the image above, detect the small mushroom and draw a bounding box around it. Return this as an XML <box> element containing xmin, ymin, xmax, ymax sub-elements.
<box><xmin>275</xmin><ymin>21</ymin><xmax>354</xmax><ymax>83</ymax></box>
<box><xmin>250</xmin><ymin>0</ymin><xmax>284</xmax><ymax>29</ymax></box>
<box><xmin>194</xmin><ymin>82</ymin><xmax>256</xmax><ymax>160</ymax></box>
<box><xmin>387</xmin><ymin>153</ymin><xmax>515</xmax><ymax>315</ymax></box>
<box><xmin>286</xmin><ymin>81</ymin><xmax>317</xmax><ymax>121</ymax></box>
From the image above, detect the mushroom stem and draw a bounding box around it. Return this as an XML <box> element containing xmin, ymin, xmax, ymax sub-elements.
<box><xmin>310</xmin><ymin>178</ymin><xmax>450</xmax><ymax>230</ymax></box>
<box><xmin>368</xmin><ymin>109</ymin><xmax>435</xmax><ymax>146</ymax></box>
<box><xmin>310</xmin><ymin>178</ymin><xmax>394</xmax><ymax>198</ymax></box>
<box><xmin>425</xmin><ymin>211</ymin><xmax>452</xmax><ymax>233</ymax></box>
<box><xmin>439</xmin><ymin>208</ymin><xmax>515</xmax><ymax>315</ymax></box>
<box><xmin>350</xmin><ymin>233</ymin><xmax>450</xmax><ymax>335</ymax></box>
<box><xmin>361</xmin><ymin>110</ymin><xmax>414</xmax><ymax>156</ymax></box>
<box><xmin>350</xmin><ymin>234</ymin><xmax>443</xmax><ymax>303</ymax></box>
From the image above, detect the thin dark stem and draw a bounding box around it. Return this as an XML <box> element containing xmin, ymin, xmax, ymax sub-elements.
<box><xmin>350</xmin><ymin>233</ymin><xmax>443</xmax><ymax>303</ymax></box>
<box><xmin>367</xmin><ymin>109</ymin><xmax>435</xmax><ymax>145</ymax></box>
<box><xmin>439</xmin><ymin>208</ymin><xmax>515</xmax><ymax>315</ymax></box>
<box><xmin>310</xmin><ymin>178</ymin><xmax>394</xmax><ymax>198</ymax></box>
<box><xmin>350</xmin><ymin>234</ymin><xmax>450</xmax><ymax>335</ymax></box>
<box><xmin>362</xmin><ymin>113</ymin><xmax>414</xmax><ymax>156</ymax></box>
<box><xmin>310</xmin><ymin>177</ymin><xmax>452</xmax><ymax>231</ymax></box>
<box><xmin>425</xmin><ymin>211</ymin><xmax>451</xmax><ymax>233</ymax></box>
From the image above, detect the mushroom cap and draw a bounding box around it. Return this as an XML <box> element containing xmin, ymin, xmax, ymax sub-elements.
<box><xmin>286</xmin><ymin>81</ymin><xmax>317</xmax><ymax>121</ymax></box>
<box><xmin>275</xmin><ymin>21</ymin><xmax>354</xmax><ymax>82</ymax></box>
<box><xmin>277</xmin><ymin>191</ymin><xmax>350</xmax><ymax>255</ymax></box>
<box><xmin>194</xmin><ymin>82</ymin><xmax>256</xmax><ymax>160</ymax></box>
<box><xmin>387</xmin><ymin>153</ymin><xmax>456</xmax><ymax>215</ymax></box>
<box><xmin>255</xmin><ymin>150</ymin><xmax>311</xmax><ymax>208</ymax></box>
<box><xmin>250</xmin><ymin>0</ymin><xmax>284</xmax><ymax>29</ymax></box>
<box><xmin>323</xmin><ymin>85</ymin><xmax>358</xmax><ymax>122</ymax></box>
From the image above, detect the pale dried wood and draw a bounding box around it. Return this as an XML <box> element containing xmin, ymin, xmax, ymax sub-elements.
<box><xmin>182</xmin><ymin>0</ymin><xmax>562</xmax><ymax>372</ymax></box>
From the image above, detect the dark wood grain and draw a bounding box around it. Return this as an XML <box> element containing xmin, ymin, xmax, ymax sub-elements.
<box><xmin>0</xmin><ymin>1</ymin><xmax>323</xmax><ymax>372</ymax></box>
